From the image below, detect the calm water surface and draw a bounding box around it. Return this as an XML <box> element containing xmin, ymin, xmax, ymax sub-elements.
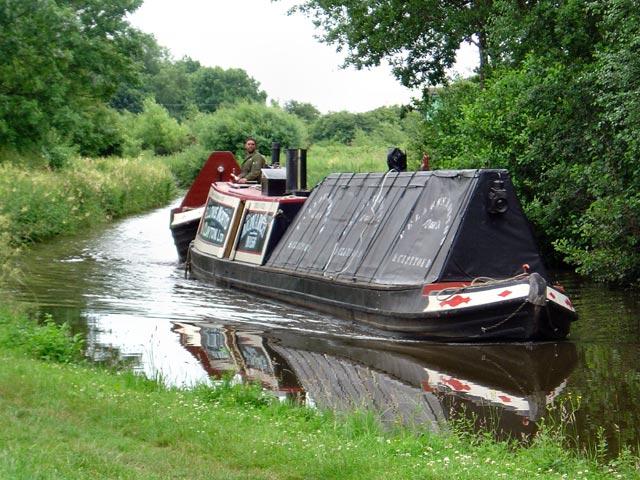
<box><xmin>3</xmin><ymin>201</ymin><xmax>639</xmax><ymax>457</ymax></box>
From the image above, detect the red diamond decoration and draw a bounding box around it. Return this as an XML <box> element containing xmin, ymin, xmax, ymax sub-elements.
<box><xmin>498</xmin><ymin>289</ymin><xmax>512</xmax><ymax>298</ymax></box>
<box><xmin>549</xmin><ymin>291</ymin><xmax>556</xmax><ymax>299</ymax></box>
<box><xmin>440</xmin><ymin>295</ymin><xmax>471</xmax><ymax>308</ymax></box>
<box><xmin>443</xmin><ymin>377</ymin><xmax>471</xmax><ymax>392</ymax></box>
<box><xmin>421</xmin><ymin>380</ymin><xmax>434</xmax><ymax>393</ymax></box>
<box><xmin>498</xmin><ymin>395</ymin><xmax>512</xmax><ymax>403</ymax></box>
<box><xmin>565</xmin><ymin>298</ymin><xmax>573</xmax><ymax>308</ymax></box>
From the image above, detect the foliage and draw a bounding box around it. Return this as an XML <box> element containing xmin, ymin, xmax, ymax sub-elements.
<box><xmin>487</xmin><ymin>0</ymin><xmax>601</xmax><ymax>67</ymax></box>
<box><xmin>189</xmin><ymin>102</ymin><xmax>306</xmax><ymax>157</ymax></box>
<box><xmin>0</xmin><ymin>157</ymin><xmax>175</xmax><ymax>246</ymax></box>
<box><xmin>72</xmin><ymin>105</ymin><xmax>127</xmax><ymax>157</ymax></box>
<box><xmin>163</xmin><ymin>143</ymin><xmax>211</xmax><ymax>188</ymax></box>
<box><xmin>310</xmin><ymin>106</ymin><xmax>412</xmax><ymax>146</ymax></box>
<box><xmin>192</xmin><ymin>67</ymin><xmax>267</xmax><ymax>113</ymax></box>
<box><xmin>0</xmin><ymin>308</ymin><xmax>84</xmax><ymax>363</ymax></box>
<box><xmin>112</xmin><ymin>53</ymin><xmax>268</xmax><ymax>120</ymax></box>
<box><xmin>284</xmin><ymin>100</ymin><xmax>321</xmax><ymax>123</ymax></box>
<box><xmin>286</xmin><ymin>0</ymin><xmax>493</xmax><ymax>87</ymax></box>
<box><xmin>125</xmin><ymin>98</ymin><xmax>190</xmax><ymax>155</ymax></box>
<box><xmin>553</xmin><ymin>0</ymin><xmax>640</xmax><ymax>283</ymax></box>
<box><xmin>306</xmin><ymin>144</ymin><xmax>388</xmax><ymax>186</ymax></box>
<box><xmin>0</xmin><ymin>0</ymin><xmax>145</xmax><ymax>159</ymax></box>
<box><xmin>0</xmin><ymin>213</ymin><xmax>17</xmax><ymax>283</ymax></box>
<box><xmin>413</xmin><ymin>23</ymin><xmax>640</xmax><ymax>283</ymax></box>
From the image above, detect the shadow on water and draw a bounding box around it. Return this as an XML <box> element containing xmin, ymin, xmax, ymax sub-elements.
<box><xmin>2</xmin><ymin>200</ymin><xmax>639</xmax><ymax>457</ymax></box>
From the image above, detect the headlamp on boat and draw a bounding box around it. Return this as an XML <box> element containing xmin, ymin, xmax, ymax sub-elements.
<box><xmin>216</xmin><ymin>164</ymin><xmax>225</xmax><ymax>181</ymax></box>
<box><xmin>487</xmin><ymin>179</ymin><xmax>509</xmax><ymax>214</ymax></box>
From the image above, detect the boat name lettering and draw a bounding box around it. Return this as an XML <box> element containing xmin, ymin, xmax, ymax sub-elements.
<box><xmin>287</xmin><ymin>241</ymin><xmax>309</xmax><ymax>252</ymax></box>
<box><xmin>238</xmin><ymin>211</ymin><xmax>271</xmax><ymax>251</ymax></box>
<box><xmin>201</xmin><ymin>202</ymin><xmax>233</xmax><ymax>245</ymax></box>
<box><xmin>391</xmin><ymin>254</ymin><xmax>431</xmax><ymax>269</ymax></box>
<box><xmin>243</xmin><ymin>212</ymin><xmax>269</xmax><ymax>235</ymax></box>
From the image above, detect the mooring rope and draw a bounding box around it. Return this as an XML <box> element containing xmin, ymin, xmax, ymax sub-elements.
<box><xmin>184</xmin><ymin>241</ymin><xmax>193</xmax><ymax>279</ymax></box>
<box><xmin>481</xmin><ymin>299</ymin><xmax>528</xmax><ymax>333</ymax></box>
<box><xmin>433</xmin><ymin>266</ymin><xmax>531</xmax><ymax>302</ymax></box>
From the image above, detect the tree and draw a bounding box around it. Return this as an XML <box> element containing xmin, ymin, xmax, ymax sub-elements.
<box><xmin>284</xmin><ymin>100</ymin><xmax>321</xmax><ymax>123</ymax></box>
<box><xmin>149</xmin><ymin>58</ymin><xmax>199</xmax><ymax>119</ymax></box>
<box><xmin>191</xmin><ymin>67</ymin><xmax>267</xmax><ymax>113</ymax></box>
<box><xmin>286</xmin><ymin>1</ymin><xmax>603</xmax><ymax>89</ymax></box>
<box><xmin>110</xmin><ymin>33</ymin><xmax>169</xmax><ymax>114</ymax></box>
<box><xmin>189</xmin><ymin>102</ymin><xmax>305</xmax><ymax>157</ymax></box>
<box><xmin>285</xmin><ymin>0</ymin><xmax>495</xmax><ymax>87</ymax></box>
<box><xmin>311</xmin><ymin>111</ymin><xmax>368</xmax><ymax>144</ymax></box>
<box><xmin>552</xmin><ymin>0</ymin><xmax>640</xmax><ymax>283</ymax></box>
<box><xmin>0</xmin><ymin>0</ymin><xmax>145</xmax><ymax>153</ymax></box>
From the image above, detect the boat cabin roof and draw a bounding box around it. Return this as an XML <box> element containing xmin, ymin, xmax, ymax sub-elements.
<box><xmin>213</xmin><ymin>182</ymin><xmax>306</xmax><ymax>205</ymax></box>
<box><xmin>266</xmin><ymin>169</ymin><xmax>548</xmax><ymax>285</ymax></box>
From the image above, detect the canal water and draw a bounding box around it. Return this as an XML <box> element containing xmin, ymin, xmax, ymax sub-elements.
<box><xmin>3</xmin><ymin>201</ymin><xmax>639</xmax><ymax>457</ymax></box>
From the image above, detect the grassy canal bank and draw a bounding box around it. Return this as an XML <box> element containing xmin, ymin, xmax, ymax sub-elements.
<box><xmin>0</xmin><ymin>154</ymin><xmax>176</xmax><ymax>282</ymax></box>
<box><xmin>0</xmin><ymin>307</ymin><xmax>638</xmax><ymax>479</ymax></box>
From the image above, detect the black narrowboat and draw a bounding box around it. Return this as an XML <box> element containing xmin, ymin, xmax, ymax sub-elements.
<box><xmin>185</xmin><ymin>156</ymin><xmax>577</xmax><ymax>342</ymax></box>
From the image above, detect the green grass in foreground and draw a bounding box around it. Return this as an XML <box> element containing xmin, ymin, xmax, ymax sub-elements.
<box><xmin>0</xmin><ymin>307</ymin><xmax>638</xmax><ymax>479</ymax></box>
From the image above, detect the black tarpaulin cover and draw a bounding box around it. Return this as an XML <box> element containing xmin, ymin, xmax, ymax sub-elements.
<box><xmin>266</xmin><ymin>170</ymin><xmax>548</xmax><ymax>285</ymax></box>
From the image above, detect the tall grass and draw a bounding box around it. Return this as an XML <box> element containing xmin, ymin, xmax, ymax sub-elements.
<box><xmin>0</xmin><ymin>155</ymin><xmax>175</xmax><ymax>246</ymax></box>
<box><xmin>306</xmin><ymin>144</ymin><xmax>389</xmax><ymax>187</ymax></box>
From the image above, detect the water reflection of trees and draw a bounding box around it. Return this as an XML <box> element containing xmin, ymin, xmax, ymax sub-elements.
<box><xmin>560</xmin><ymin>344</ymin><xmax>640</xmax><ymax>457</ymax></box>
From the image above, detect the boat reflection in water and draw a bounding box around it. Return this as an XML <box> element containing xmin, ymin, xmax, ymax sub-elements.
<box><xmin>172</xmin><ymin>321</ymin><xmax>577</xmax><ymax>439</ymax></box>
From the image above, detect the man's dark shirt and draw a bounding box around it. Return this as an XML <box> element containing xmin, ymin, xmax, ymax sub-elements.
<box><xmin>239</xmin><ymin>151</ymin><xmax>266</xmax><ymax>182</ymax></box>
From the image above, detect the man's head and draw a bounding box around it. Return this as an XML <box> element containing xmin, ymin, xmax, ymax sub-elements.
<box><xmin>245</xmin><ymin>137</ymin><xmax>257</xmax><ymax>154</ymax></box>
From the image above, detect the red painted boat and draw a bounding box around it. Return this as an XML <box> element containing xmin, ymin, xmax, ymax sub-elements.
<box><xmin>170</xmin><ymin>151</ymin><xmax>240</xmax><ymax>262</ymax></box>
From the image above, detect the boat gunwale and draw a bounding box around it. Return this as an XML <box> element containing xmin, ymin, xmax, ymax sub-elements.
<box><xmin>190</xmin><ymin>248</ymin><xmax>576</xmax><ymax>322</ymax></box>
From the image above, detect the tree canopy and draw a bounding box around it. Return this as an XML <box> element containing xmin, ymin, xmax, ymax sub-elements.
<box><xmin>285</xmin><ymin>0</ymin><xmax>495</xmax><ymax>87</ymax></box>
<box><xmin>0</xmin><ymin>0</ymin><xmax>145</xmax><ymax>149</ymax></box>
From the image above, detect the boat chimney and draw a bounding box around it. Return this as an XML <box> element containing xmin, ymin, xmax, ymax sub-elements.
<box><xmin>299</xmin><ymin>148</ymin><xmax>307</xmax><ymax>191</ymax></box>
<box><xmin>286</xmin><ymin>148</ymin><xmax>298</xmax><ymax>193</ymax></box>
<box><xmin>285</xmin><ymin>148</ymin><xmax>309</xmax><ymax>194</ymax></box>
<box><xmin>271</xmin><ymin>142</ymin><xmax>281</xmax><ymax>167</ymax></box>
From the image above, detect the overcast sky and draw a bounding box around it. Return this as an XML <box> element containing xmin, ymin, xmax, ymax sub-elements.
<box><xmin>128</xmin><ymin>0</ymin><xmax>478</xmax><ymax>113</ymax></box>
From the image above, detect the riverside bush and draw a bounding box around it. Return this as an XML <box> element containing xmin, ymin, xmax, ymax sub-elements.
<box><xmin>121</xmin><ymin>99</ymin><xmax>191</xmax><ymax>156</ymax></box>
<box><xmin>0</xmin><ymin>308</ymin><xmax>83</xmax><ymax>363</ymax></box>
<box><xmin>163</xmin><ymin>143</ymin><xmax>211</xmax><ymax>188</ymax></box>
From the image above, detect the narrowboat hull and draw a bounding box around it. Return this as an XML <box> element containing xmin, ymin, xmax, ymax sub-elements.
<box><xmin>189</xmin><ymin>247</ymin><xmax>577</xmax><ymax>342</ymax></box>
<box><xmin>170</xmin><ymin>207</ymin><xmax>204</xmax><ymax>263</ymax></box>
